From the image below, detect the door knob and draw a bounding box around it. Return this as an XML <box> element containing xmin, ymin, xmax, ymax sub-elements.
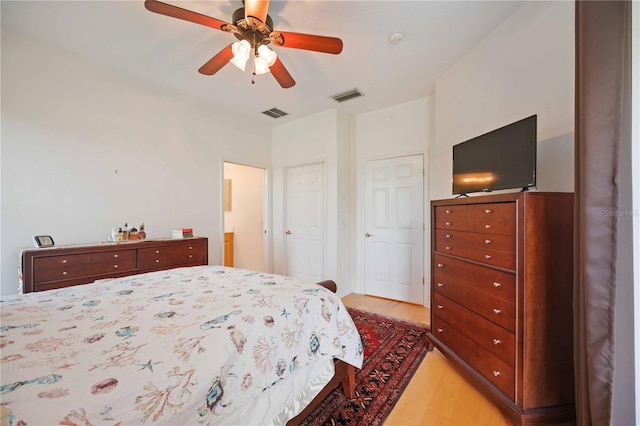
<box><xmin>285</xmin><ymin>230</ymin><xmax>292</xmax><ymax>235</ymax></box>
<box><xmin>365</xmin><ymin>232</ymin><xmax>373</xmax><ymax>237</ymax></box>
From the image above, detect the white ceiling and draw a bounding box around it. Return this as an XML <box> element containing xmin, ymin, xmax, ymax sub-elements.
<box><xmin>1</xmin><ymin>0</ymin><xmax>523</xmax><ymax>127</ymax></box>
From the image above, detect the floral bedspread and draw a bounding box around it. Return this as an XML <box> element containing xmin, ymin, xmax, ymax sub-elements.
<box><xmin>0</xmin><ymin>266</ymin><xmax>363</xmax><ymax>425</ymax></box>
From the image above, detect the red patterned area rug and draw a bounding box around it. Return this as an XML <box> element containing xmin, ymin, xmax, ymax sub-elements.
<box><xmin>300</xmin><ymin>307</ymin><xmax>430</xmax><ymax>426</ymax></box>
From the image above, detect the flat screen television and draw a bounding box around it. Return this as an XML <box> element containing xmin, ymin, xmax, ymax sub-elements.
<box><xmin>452</xmin><ymin>115</ymin><xmax>537</xmax><ymax>195</ymax></box>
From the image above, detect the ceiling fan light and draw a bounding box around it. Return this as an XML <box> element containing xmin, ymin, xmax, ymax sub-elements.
<box><xmin>230</xmin><ymin>40</ymin><xmax>251</xmax><ymax>71</ymax></box>
<box><xmin>253</xmin><ymin>57</ymin><xmax>271</xmax><ymax>75</ymax></box>
<box><xmin>257</xmin><ymin>45</ymin><xmax>277</xmax><ymax>67</ymax></box>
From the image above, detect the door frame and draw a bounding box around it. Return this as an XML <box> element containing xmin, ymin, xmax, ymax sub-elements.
<box><xmin>220</xmin><ymin>158</ymin><xmax>271</xmax><ymax>273</ymax></box>
<box><xmin>282</xmin><ymin>160</ymin><xmax>327</xmax><ymax>280</ymax></box>
<box><xmin>358</xmin><ymin>151</ymin><xmax>429</xmax><ymax>307</ymax></box>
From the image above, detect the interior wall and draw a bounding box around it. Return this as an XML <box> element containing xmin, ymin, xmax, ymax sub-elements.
<box><xmin>612</xmin><ymin>10</ymin><xmax>635</xmax><ymax>418</ymax></box>
<box><xmin>633</xmin><ymin>2</ymin><xmax>640</xmax><ymax>421</ymax></box>
<box><xmin>223</xmin><ymin>162</ymin><xmax>265</xmax><ymax>272</ymax></box>
<box><xmin>432</xmin><ymin>1</ymin><xmax>575</xmax><ymax>200</ymax></box>
<box><xmin>0</xmin><ymin>30</ymin><xmax>272</xmax><ymax>296</ymax></box>
<box><xmin>354</xmin><ymin>97</ymin><xmax>433</xmax><ymax>305</ymax></box>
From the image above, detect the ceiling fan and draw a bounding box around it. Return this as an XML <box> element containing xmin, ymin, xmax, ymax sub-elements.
<box><xmin>144</xmin><ymin>0</ymin><xmax>344</xmax><ymax>88</ymax></box>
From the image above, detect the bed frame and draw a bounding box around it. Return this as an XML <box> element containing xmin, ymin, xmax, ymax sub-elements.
<box><xmin>285</xmin><ymin>280</ymin><xmax>356</xmax><ymax>425</ymax></box>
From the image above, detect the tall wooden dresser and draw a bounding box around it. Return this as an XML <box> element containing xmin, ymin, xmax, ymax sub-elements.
<box><xmin>20</xmin><ymin>237</ymin><xmax>208</xmax><ymax>293</ymax></box>
<box><xmin>427</xmin><ymin>192</ymin><xmax>574</xmax><ymax>425</ymax></box>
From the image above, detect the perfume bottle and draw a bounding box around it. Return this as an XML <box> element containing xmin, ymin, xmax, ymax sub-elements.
<box><xmin>138</xmin><ymin>223</ymin><xmax>146</xmax><ymax>240</ymax></box>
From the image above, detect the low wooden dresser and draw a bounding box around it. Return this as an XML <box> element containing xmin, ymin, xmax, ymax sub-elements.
<box><xmin>427</xmin><ymin>192</ymin><xmax>574</xmax><ymax>425</ymax></box>
<box><xmin>20</xmin><ymin>237</ymin><xmax>208</xmax><ymax>293</ymax></box>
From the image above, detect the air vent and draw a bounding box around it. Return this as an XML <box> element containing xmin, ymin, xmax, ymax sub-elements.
<box><xmin>262</xmin><ymin>108</ymin><xmax>289</xmax><ymax>118</ymax></box>
<box><xmin>331</xmin><ymin>88</ymin><xmax>364</xmax><ymax>103</ymax></box>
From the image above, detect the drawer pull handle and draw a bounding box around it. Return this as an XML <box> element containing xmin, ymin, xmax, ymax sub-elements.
<box><xmin>437</xmin><ymin>304</ymin><xmax>443</xmax><ymax>309</ymax></box>
<box><xmin>437</xmin><ymin>283</ymin><xmax>444</xmax><ymax>287</ymax></box>
<box><xmin>445</xmin><ymin>221</ymin><xmax>451</xmax><ymax>226</ymax></box>
<box><xmin>155</xmin><ymin>259</ymin><xmax>160</xmax><ymax>263</ymax></box>
<box><xmin>493</xmin><ymin>370</ymin><xmax>501</xmax><ymax>377</ymax></box>
<box><xmin>113</xmin><ymin>254</ymin><xmax>119</xmax><ymax>258</ymax></box>
<box><xmin>445</xmin><ymin>234</ymin><xmax>451</xmax><ymax>238</ymax></box>
<box><xmin>62</xmin><ymin>271</ymin><xmax>68</xmax><ymax>276</ymax></box>
<box><xmin>493</xmin><ymin>282</ymin><xmax>501</xmax><ymax>288</ymax></box>
<box><xmin>493</xmin><ymin>308</ymin><xmax>502</xmax><ymax>315</ymax></box>
<box><xmin>445</xmin><ymin>210</ymin><xmax>452</xmax><ymax>214</ymax></box>
<box><xmin>485</xmin><ymin>224</ymin><xmax>492</xmax><ymax>229</ymax></box>
<box><xmin>113</xmin><ymin>264</ymin><xmax>118</xmax><ymax>269</ymax></box>
<box><xmin>485</xmin><ymin>239</ymin><xmax>492</xmax><ymax>244</ymax></box>
<box><xmin>437</xmin><ymin>263</ymin><xmax>444</xmax><ymax>268</ymax></box>
<box><xmin>437</xmin><ymin>328</ymin><xmax>444</xmax><ymax>333</ymax></box>
<box><xmin>493</xmin><ymin>339</ymin><xmax>502</xmax><ymax>345</ymax></box>
<box><xmin>485</xmin><ymin>209</ymin><xmax>492</xmax><ymax>214</ymax></box>
<box><xmin>188</xmin><ymin>255</ymin><xmax>193</xmax><ymax>259</ymax></box>
<box><xmin>62</xmin><ymin>259</ymin><xmax>67</xmax><ymax>264</ymax></box>
<box><xmin>445</xmin><ymin>246</ymin><xmax>451</xmax><ymax>250</ymax></box>
<box><xmin>155</xmin><ymin>250</ymin><xmax>160</xmax><ymax>254</ymax></box>
<box><xmin>485</xmin><ymin>254</ymin><xmax>492</xmax><ymax>259</ymax></box>
<box><xmin>188</xmin><ymin>246</ymin><xmax>193</xmax><ymax>250</ymax></box>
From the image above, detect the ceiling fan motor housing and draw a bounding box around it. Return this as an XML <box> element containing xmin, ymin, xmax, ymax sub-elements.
<box><xmin>232</xmin><ymin>7</ymin><xmax>274</xmax><ymax>48</ymax></box>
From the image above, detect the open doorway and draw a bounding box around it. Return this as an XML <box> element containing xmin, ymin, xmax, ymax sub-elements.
<box><xmin>223</xmin><ymin>162</ymin><xmax>266</xmax><ymax>272</ymax></box>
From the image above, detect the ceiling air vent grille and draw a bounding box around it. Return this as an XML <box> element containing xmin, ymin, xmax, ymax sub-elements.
<box><xmin>262</xmin><ymin>108</ymin><xmax>289</xmax><ymax>119</ymax></box>
<box><xmin>331</xmin><ymin>88</ymin><xmax>364</xmax><ymax>103</ymax></box>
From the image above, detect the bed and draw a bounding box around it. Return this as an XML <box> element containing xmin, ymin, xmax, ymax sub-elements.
<box><xmin>0</xmin><ymin>265</ymin><xmax>363</xmax><ymax>425</ymax></box>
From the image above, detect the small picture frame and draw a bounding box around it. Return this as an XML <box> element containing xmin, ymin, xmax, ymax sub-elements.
<box><xmin>33</xmin><ymin>235</ymin><xmax>55</xmax><ymax>248</ymax></box>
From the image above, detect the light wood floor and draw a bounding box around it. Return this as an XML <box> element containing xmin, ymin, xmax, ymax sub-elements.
<box><xmin>342</xmin><ymin>293</ymin><xmax>513</xmax><ymax>426</ymax></box>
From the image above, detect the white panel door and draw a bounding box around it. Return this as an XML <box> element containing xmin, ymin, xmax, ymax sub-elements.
<box><xmin>285</xmin><ymin>163</ymin><xmax>324</xmax><ymax>282</ymax></box>
<box><xmin>364</xmin><ymin>155</ymin><xmax>424</xmax><ymax>303</ymax></box>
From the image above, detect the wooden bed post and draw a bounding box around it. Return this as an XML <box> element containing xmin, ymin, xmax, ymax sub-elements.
<box><xmin>342</xmin><ymin>364</ymin><xmax>356</xmax><ymax>399</ymax></box>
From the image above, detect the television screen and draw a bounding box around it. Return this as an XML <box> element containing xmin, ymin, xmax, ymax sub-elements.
<box><xmin>452</xmin><ymin>115</ymin><xmax>537</xmax><ymax>195</ymax></box>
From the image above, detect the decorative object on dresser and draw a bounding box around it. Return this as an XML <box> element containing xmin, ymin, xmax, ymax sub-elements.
<box><xmin>32</xmin><ymin>235</ymin><xmax>55</xmax><ymax>248</ymax></box>
<box><xmin>19</xmin><ymin>237</ymin><xmax>208</xmax><ymax>293</ymax></box>
<box><xmin>427</xmin><ymin>192</ymin><xmax>575</xmax><ymax>425</ymax></box>
<box><xmin>172</xmin><ymin>228</ymin><xmax>194</xmax><ymax>238</ymax></box>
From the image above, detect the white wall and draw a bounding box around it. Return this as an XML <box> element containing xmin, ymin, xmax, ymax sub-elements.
<box><xmin>1</xmin><ymin>30</ymin><xmax>271</xmax><ymax>296</ymax></box>
<box><xmin>614</xmin><ymin>1</ymin><xmax>639</xmax><ymax>423</ymax></box>
<box><xmin>354</xmin><ymin>98</ymin><xmax>433</xmax><ymax>305</ymax></box>
<box><xmin>432</xmin><ymin>1</ymin><xmax>575</xmax><ymax>200</ymax></box>
<box><xmin>223</xmin><ymin>162</ymin><xmax>265</xmax><ymax>272</ymax></box>
<box><xmin>634</xmin><ymin>2</ymin><xmax>640</xmax><ymax>422</ymax></box>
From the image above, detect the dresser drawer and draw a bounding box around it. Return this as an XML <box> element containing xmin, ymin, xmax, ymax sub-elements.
<box><xmin>466</xmin><ymin>246</ymin><xmax>516</xmax><ymax>270</ymax></box>
<box><xmin>465</xmin><ymin>232</ymin><xmax>515</xmax><ymax>253</ymax></box>
<box><xmin>466</xmin><ymin>203</ymin><xmax>515</xmax><ymax>236</ymax></box>
<box><xmin>468</xmin><ymin>203</ymin><xmax>515</xmax><ymax>219</ymax></box>
<box><xmin>434</xmin><ymin>229</ymin><xmax>468</xmax><ymax>257</ymax></box>
<box><xmin>433</xmin><ymin>254</ymin><xmax>515</xmax><ymax>303</ymax></box>
<box><xmin>434</xmin><ymin>205</ymin><xmax>468</xmax><ymax>231</ymax></box>
<box><xmin>92</xmin><ymin>250</ymin><xmax>137</xmax><ymax>275</ymax></box>
<box><xmin>138</xmin><ymin>241</ymin><xmax>206</xmax><ymax>269</ymax></box>
<box><xmin>433</xmin><ymin>293</ymin><xmax>515</xmax><ymax>365</ymax></box>
<box><xmin>432</xmin><ymin>316</ymin><xmax>515</xmax><ymax>399</ymax></box>
<box><xmin>33</xmin><ymin>254</ymin><xmax>92</xmax><ymax>283</ymax></box>
<box><xmin>434</xmin><ymin>276</ymin><xmax>515</xmax><ymax>332</ymax></box>
<box><xmin>468</xmin><ymin>218</ymin><xmax>516</xmax><ymax>236</ymax></box>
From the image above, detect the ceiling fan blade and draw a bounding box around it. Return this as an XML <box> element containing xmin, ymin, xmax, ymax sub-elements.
<box><xmin>244</xmin><ymin>0</ymin><xmax>270</xmax><ymax>25</ymax></box>
<box><xmin>145</xmin><ymin>0</ymin><xmax>230</xmax><ymax>32</ymax></box>
<box><xmin>271</xmin><ymin>31</ymin><xmax>343</xmax><ymax>54</ymax></box>
<box><xmin>198</xmin><ymin>44</ymin><xmax>234</xmax><ymax>76</ymax></box>
<box><xmin>270</xmin><ymin>58</ymin><xmax>295</xmax><ymax>89</ymax></box>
